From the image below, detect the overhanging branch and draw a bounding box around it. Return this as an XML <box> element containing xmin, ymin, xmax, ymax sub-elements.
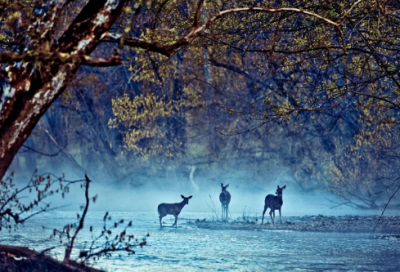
<box><xmin>0</xmin><ymin>51</ymin><xmax>123</xmax><ymax>67</ymax></box>
<box><xmin>121</xmin><ymin>5</ymin><xmax>350</xmax><ymax>57</ymax></box>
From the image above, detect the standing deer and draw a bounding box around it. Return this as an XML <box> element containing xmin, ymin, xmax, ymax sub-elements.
<box><xmin>261</xmin><ymin>185</ymin><xmax>286</xmax><ymax>225</ymax></box>
<box><xmin>158</xmin><ymin>195</ymin><xmax>192</xmax><ymax>228</ymax></box>
<box><xmin>219</xmin><ymin>183</ymin><xmax>231</xmax><ymax>221</ymax></box>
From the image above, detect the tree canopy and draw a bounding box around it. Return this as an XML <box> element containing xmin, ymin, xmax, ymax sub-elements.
<box><xmin>1</xmin><ymin>0</ymin><xmax>400</xmax><ymax>207</ymax></box>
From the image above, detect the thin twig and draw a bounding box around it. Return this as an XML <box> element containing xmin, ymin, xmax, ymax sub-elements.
<box><xmin>207</xmin><ymin>194</ymin><xmax>219</xmax><ymax>220</ymax></box>
<box><xmin>21</xmin><ymin>144</ymin><xmax>63</xmax><ymax>157</ymax></box>
<box><xmin>373</xmin><ymin>183</ymin><xmax>400</xmax><ymax>234</ymax></box>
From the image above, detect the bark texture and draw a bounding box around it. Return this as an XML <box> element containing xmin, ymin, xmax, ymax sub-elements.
<box><xmin>0</xmin><ymin>0</ymin><xmax>128</xmax><ymax>180</ymax></box>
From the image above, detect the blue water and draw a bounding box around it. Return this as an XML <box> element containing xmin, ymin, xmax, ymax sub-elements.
<box><xmin>2</xmin><ymin>211</ymin><xmax>400</xmax><ymax>271</ymax></box>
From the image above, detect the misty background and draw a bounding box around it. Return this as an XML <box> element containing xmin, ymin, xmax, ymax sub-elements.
<box><xmin>7</xmin><ymin>44</ymin><xmax>400</xmax><ymax>217</ymax></box>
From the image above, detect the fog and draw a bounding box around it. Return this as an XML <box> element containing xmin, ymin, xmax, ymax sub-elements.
<box><xmin>82</xmin><ymin>180</ymin><xmax>370</xmax><ymax>216</ymax></box>
<box><xmin>11</xmin><ymin>162</ymin><xmax>386</xmax><ymax>219</ymax></box>
<box><xmin>86</xmin><ymin>178</ymin><xmax>385</xmax><ymax>216</ymax></box>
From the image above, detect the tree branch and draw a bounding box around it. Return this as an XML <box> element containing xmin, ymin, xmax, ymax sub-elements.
<box><xmin>81</xmin><ymin>56</ymin><xmax>123</xmax><ymax>67</ymax></box>
<box><xmin>193</xmin><ymin>0</ymin><xmax>205</xmax><ymax>28</ymax></box>
<box><xmin>348</xmin><ymin>90</ymin><xmax>400</xmax><ymax>110</ymax></box>
<box><xmin>64</xmin><ymin>175</ymin><xmax>91</xmax><ymax>263</ymax></box>
<box><xmin>336</xmin><ymin>0</ymin><xmax>363</xmax><ymax>24</ymax></box>
<box><xmin>20</xmin><ymin>144</ymin><xmax>63</xmax><ymax>157</ymax></box>
<box><xmin>356</xmin><ymin>27</ymin><xmax>400</xmax><ymax>90</ymax></box>
<box><xmin>0</xmin><ymin>51</ymin><xmax>123</xmax><ymax>67</ymax></box>
<box><xmin>373</xmin><ymin>183</ymin><xmax>400</xmax><ymax>234</ymax></box>
<box><xmin>122</xmin><ymin>5</ymin><xmax>345</xmax><ymax>56</ymax></box>
<box><xmin>42</xmin><ymin>127</ymin><xmax>86</xmax><ymax>173</ymax></box>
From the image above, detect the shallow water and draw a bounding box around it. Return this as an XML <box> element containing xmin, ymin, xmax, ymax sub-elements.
<box><xmin>2</xmin><ymin>211</ymin><xmax>400</xmax><ymax>271</ymax></box>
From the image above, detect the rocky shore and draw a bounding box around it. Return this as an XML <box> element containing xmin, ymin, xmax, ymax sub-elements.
<box><xmin>190</xmin><ymin>215</ymin><xmax>400</xmax><ymax>234</ymax></box>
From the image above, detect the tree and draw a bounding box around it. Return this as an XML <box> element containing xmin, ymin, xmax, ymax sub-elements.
<box><xmin>225</xmin><ymin>0</ymin><xmax>400</xmax><ymax>206</ymax></box>
<box><xmin>1</xmin><ymin>0</ymin><xmax>371</xmax><ymax>181</ymax></box>
<box><xmin>0</xmin><ymin>0</ymin><xmax>128</xmax><ymax>179</ymax></box>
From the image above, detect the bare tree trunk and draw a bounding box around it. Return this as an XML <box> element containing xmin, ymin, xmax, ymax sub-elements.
<box><xmin>75</xmin><ymin>90</ymin><xmax>122</xmax><ymax>179</ymax></box>
<box><xmin>0</xmin><ymin>0</ymin><xmax>128</xmax><ymax>180</ymax></box>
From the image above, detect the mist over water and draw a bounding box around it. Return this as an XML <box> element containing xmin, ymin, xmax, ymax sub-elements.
<box><xmin>83</xmin><ymin>182</ymin><xmax>357</xmax><ymax>216</ymax></box>
<box><xmin>12</xmin><ymin>164</ymin><xmax>392</xmax><ymax>218</ymax></box>
<box><xmin>9</xmin><ymin>114</ymin><xmax>398</xmax><ymax>219</ymax></box>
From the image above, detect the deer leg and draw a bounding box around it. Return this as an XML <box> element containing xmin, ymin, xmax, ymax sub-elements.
<box><xmin>273</xmin><ymin>210</ymin><xmax>276</xmax><ymax>225</ymax></box>
<box><xmin>226</xmin><ymin>205</ymin><xmax>229</xmax><ymax>220</ymax></box>
<box><xmin>224</xmin><ymin>205</ymin><xmax>227</xmax><ymax>220</ymax></box>
<box><xmin>172</xmin><ymin>215</ymin><xmax>178</xmax><ymax>227</ymax></box>
<box><xmin>279</xmin><ymin>208</ymin><xmax>282</xmax><ymax>224</ymax></box>
<box><xmin>262</xmin><ymin>206</ymin><xmax>267</xmax><ymax>224</ymax></box>
<box><xmin>269</xmin><ymin>209</ymin><xmax>274</xmax><ymax>225</ymax></box>
<box><xmin>159</xmin><ymin>215</ymin><xmax>163</xmax><ymax>228</ymax></box>
<box><xmin>224</xmin><ymin>205</ymin><xmax>227</xmax><ymax>221</ymax></box>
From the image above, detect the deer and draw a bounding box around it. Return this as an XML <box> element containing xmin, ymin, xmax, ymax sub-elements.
<box><xmin>219</xmin><ymin>183</ymin><xmax>231</xmax><ymax>221</ymax></box>
<box><xmin>158</xmin><ymin>195</ymin><xmax>192</xmax><ymax>228</ymax></box>
<box><xmin>261</xmin><ymin>185</ymin><xmax>286</xmax><ymax>225</ymax></box>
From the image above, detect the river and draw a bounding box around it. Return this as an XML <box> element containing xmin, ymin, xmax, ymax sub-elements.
<box><xmin>2</xmin><ymin>211</ymin><xmax>400</xmax><ymax>271</ymax></box>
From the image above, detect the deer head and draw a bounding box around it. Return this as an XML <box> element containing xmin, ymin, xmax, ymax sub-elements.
<box><xmin>221</xmin><ymin>183</ymin><xmax>229</xmax><ymax>192</ymax></box>
<box><xmin>275</xmin><ymin>185</ymin><xmax>286</xmax><ymax>196</ymax></box>
<box><xmin>181</xmin><ymin>195</ymin><xmax>193</xmax><ymax>205</ymax></box>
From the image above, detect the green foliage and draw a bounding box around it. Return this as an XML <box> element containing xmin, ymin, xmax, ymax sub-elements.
<box><xmin>109</xmin><ymin>93</ymin><xmax>182</xmax><ymax>158</ymax></box>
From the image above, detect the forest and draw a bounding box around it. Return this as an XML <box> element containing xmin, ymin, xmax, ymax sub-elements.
<box><xmin>1</xmin><ymin>0</ymin><xmax>400</xmax><ymax>271</ymax></box>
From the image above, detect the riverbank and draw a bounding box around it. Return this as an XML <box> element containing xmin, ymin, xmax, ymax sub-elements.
<box><xmin>190</xmin><ymin>215</ymin><xmax>400</xmax><ymax>234</ymax></box>
<box><xmin>0</xmin><ymin>245</ymin><xmax>103</xmax><ymax>272</ymax></box>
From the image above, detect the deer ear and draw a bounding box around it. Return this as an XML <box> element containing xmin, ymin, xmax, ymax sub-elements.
<box><xmin>282</xmin><ymin>185</ymin><xmax>286</xmax><ymax>189</ymax></box>
<box><xmin>277</xmin><ymin>185</ymin><xmax>280</xmax><ymax>189</ymax></box>
<box><xmin>221</xmin><ymin>183</ymin><xmax>224</xmax><ymax>188</ymax></box>
<box><xmin>181</xmin><ymin>195</ymin><xmax>185</xmax><ymax>199</ymax></box>
<box><xmin>226</xmin><ymin>183</ymin><xmax>229</xmax><ymax>188</ymax></box>
<box><xmin>188</xmin><ymin>195</ymin><xmax>193</xmax><ymax>199</ymax></box>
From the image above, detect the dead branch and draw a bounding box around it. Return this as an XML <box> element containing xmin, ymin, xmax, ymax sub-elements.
<box><xmin>64</xmin><ymin>175</ymin><xmax>91</xmax><ymax>263</ymax></box>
